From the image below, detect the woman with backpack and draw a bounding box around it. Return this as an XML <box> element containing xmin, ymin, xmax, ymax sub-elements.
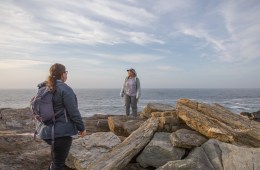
<box><xmin>120</xmin><ymin>68</ymin><xmax>141</xmax><ymax>117</ymax></box>
<box><xmin>35</xmin><ymin>63</ymin><xmax>86</xmax><ymax>170</ymax></box>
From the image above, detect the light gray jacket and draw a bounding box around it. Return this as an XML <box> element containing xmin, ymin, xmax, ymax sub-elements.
<box><xmin>120</xmin><ymin>76</ymin><xmax>141</xmax><ymax>99</ymax></box>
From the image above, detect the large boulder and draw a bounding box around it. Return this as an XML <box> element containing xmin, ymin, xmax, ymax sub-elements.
<box><xmin>141</xmin><ymin>103</ymin><xmax>176</xmax><ymax>118</ymax></box>
<box><xmin>108</xmin><ymin>115</ymin><xmax>145</xmax><ymax>136</ymax></box>
<box><xmin>170</xmin><ymin>129</ymin><xmax>208</xmax><ymax>149</ymax></box>
<box><xmin>137</xmin><ymin>132</ymin><xmax>185</xmax><ymax>168</ymax></box>
<box><xmin>157</xmin><ymin>139</ymin><xmax>260</xmax><ymax>170</ymax></box>
<box><xmin>176</xmin><ymin>98</ymin><xmax>260</xmax><ymax>147</ymax></box>
<box><xmin>66</xmin><ymin>132</ymin><xmax>121</xmax><ymax>170</ymax></box>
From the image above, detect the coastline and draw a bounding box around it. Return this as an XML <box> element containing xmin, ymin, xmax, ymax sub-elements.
<box><xmin>0</xmin><ymin>99</ymin><xmax>260</xmax><ymax>169</ymax></box>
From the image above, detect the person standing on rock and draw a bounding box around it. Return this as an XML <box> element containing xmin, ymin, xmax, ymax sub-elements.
<box><xmin>35</xmin><ymin>63</ymin><xmax>86</xmax><ymax>170</ymax></box>
<box><xmin>120</xmin><ymin>68</ymin><xmax>141</xmax><ymax>117</ymax></box>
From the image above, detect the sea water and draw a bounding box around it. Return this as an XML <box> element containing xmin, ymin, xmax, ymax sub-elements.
<box><xmin>0</xmin><ymin>88</ymin><xmax>260</xmax><ymax>117</ymax></box>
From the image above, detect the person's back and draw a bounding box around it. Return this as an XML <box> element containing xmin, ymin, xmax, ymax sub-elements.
<box><xmin>34</xmin><ymin>63</ymin><xmax>86</xmax><ymax>170</ymax></box>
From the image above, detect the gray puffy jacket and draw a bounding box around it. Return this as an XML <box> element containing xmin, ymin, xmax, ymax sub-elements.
<box><xmin>35</xmin><ymin>80</ymin><xmax>85</xmax><ymax>139</ymax></box>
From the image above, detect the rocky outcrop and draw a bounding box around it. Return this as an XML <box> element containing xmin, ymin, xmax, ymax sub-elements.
<box><xmin>86</xmin><ymin>117</ymin><xmax>159</xmax><ymax>170</ymax></box>
<box><xmin>108</xmin><ymin>115</ymin><xmax>145</xmax><ymax>136</ymax></box>
<box><xmin>0</xmin><ymin>108</ymin><xmax>115</xmax><ymax>170</ymax></box>
<box><xmin>0</xmin><ymin>107</ymin><xmax>33</xmax><ymax>133</ymax></box>
<box><xmin>176</xmin><ymin>98</ymin><xmax>260</xmax><ymax>147</ymax></box>
<box><xmin>0</xmin><ymin>107</ymin><xmax>75</xmax><ymax>170</ymax></box>
<box><xmin>170</xmin><ymin>129</ymin><xmax>208</xmax><ymax>149</ymax></box>
<box><xmin>66</xmin><ymin>132</ymin><xmax>121</xmax><ymax>170</ymax></box>
<box><xmin>137</xmin><ymin>132</ymin><xmax>186</xmax><ymax>168</ymax></box>
<box><xmin>157</xmin><ymin>139</ymin><xmax>260</xmax><ymax>170</ymax></box>
<box><xmin>2</xmin><ymin>98</ymin><xmax>260</xmax><ymax>170</ymax></box>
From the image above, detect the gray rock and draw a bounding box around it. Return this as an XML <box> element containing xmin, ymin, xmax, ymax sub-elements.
<box><xmin>170</xmin><ymin>129</ymin><xmax>208</xmax><ymax>149</ymax></box>
<box><xmin>66</xmin><ymin>132</ymin><xmax>121</xmax><ymax>170</ymax></box>
<box><xmin>137</xmin><ymin>132</ymin><xmax>185</xmax><ymax>168</ymax></box>
<box><xmin>157</xmin><ymin>139</ymin><xmax>260</xmax><ymax>170</ymax></box>
<box><xmin>156</xmin><ymin>159</ymin><xmax>204</xmax><ymax>170</ymax></box>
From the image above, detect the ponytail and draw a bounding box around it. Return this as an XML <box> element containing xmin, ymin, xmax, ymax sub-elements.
<box><xmin>47</xmin><ymin>63</ymin><xmax>66</xmax><ymax>93</ymax></box>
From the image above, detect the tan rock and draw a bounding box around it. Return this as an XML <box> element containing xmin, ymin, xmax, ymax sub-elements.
<box><xmin>176</xmin><ymin>98</ymin><xmax>260</xmax><ymax>147</ymax></box>
<box><xmin>108</xmin><ymin>115</ymin><xmax>145</xmax><ymax>136</ymax></box>
<box><xmin>141</xmin><ymin>103</ymin><xmax>175</xmax><ymax>118</ymax></box>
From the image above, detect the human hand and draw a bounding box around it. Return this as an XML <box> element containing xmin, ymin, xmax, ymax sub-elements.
<box><xmin>79</xmin><ymin>130</ymin><xmax>87</xmax><ymax>138</ymax></box>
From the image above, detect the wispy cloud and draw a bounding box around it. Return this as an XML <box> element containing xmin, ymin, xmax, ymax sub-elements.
<box><xmin>0</xmin><ymin>59</ymin><xmax>50</xmax><ymax>69</ymax></box>
<box><xmin>174</xmin><ymin>0</ymin><xmax>260</xmax><ymax>62</ymax></box>
<box><xmin>217</xmin><ymin>0</ymin><xmax>260</xmax><ymax>61</ymax></box>
<box><xmin>97</xmin><ymin>53</ymin><xmax>164</xmax><ymax>63</ymax></box>
<box><xmin>156</xmin><ymin>65</ymin><xmax>180</xmax><ymax>72</ymax></box>
<box><xmin>119</xmin><ymin>31</ymin><xmax>164</xmax><ymax>45</ymax></box>
<box><xmin>79</xmin><ymin>0</ymin><xmax>157</xmax><ymax>27</ymax></box>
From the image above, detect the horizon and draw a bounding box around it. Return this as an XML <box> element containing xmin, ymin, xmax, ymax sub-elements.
<box><xmin>1</xmin><ymin>87</ymin><xmax>260</xmax><ymax>90</ymax></box>
<box><xmin>1</xmin><ymin>0</ymin><xmax>260</xmax><ymax>89</ymax></box>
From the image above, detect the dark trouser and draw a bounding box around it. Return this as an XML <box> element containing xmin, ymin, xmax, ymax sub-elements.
<box><xmin>125</xmin><ymin>94</ymin><xmax>137</xmax><ymax>117</ymax></box>
<box><xmin>44</xmin><ymin>136</ymin><xmax>72</xmax><ymax>170</ymax></box>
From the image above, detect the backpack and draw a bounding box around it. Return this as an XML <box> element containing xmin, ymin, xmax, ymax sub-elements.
<box><xmin>30</xmin><ymin>83</ymin><xmax>65</xmax><ymax>162</ymax></box>
<box><xmin>30</xmin><ymin>85</ymin><xmax>61</xmax><ymax>125</ymax></box>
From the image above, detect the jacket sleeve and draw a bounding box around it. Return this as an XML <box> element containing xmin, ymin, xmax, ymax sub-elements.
<box><xmin>62</xmin><ymin>87</ymin><xmax>85</xmax><ymax>132</ymax></box>
<box><xmin>120</xmin><ymin>77</ymin><xmax>127</xmax><ymax>97</ymax></box>
<box><xmin>136</xmin><ymin>77</ymin><xmax>141</xmax><ymax>99</ymax></box>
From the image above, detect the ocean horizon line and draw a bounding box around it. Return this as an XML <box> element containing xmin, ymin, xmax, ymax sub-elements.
<box><xmin>1</xmin><ymin>87</ymin><xmax>260</xmax><ymax>90</ymax></box>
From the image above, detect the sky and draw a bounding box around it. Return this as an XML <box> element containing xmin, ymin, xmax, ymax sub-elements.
<box><xmin>0</xmin><ymin>0</ymin><xmax>260</xmax><ymax>89</ymax></box>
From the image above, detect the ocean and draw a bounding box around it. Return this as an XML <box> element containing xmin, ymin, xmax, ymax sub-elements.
<box><xmin>0</xmin><ymin>88</ymin><xmax>260</xmax><ymax>117</ymax></box>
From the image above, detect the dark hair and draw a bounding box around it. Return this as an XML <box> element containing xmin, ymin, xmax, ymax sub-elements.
<box><xmin>47</xmin><ymin>63</ymin><xmax>66</xmax><ymax>93</ymax></box>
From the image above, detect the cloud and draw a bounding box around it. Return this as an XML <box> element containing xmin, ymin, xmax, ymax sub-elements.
<box><xmin>78</xmin><ymin>59</ymin><xmax>102</xmax><ymax>65</ymax></box>
<box><xmin>77</xmin><ymin>0</ymin><xmax>157</xmax><ymax>27</ymax></box>
<box><xmin>217</xmin><ymin>0</ymin><xmax>260</xmax><ymax>61</ymax></box>
<box><xmin>176</xmin><ymin>0</ymin><xmax>260</xmax><ymax>63</ymax></box>
<box><xmin>97</xmin><ymin>53</ymin><xmax>164</xmax><ymax>63</ymax></box>
<box><xmin>0</xmin><ymin>0</ymin><xmax>159</xmax><ymax>56</ymax></box>
<box><xmin>153</xmin><ymin>0</ymin><xmax>194</xmax><ymax>13</ymax></box>
<box><xmin>119</xmin><ymin>31</ymin><xmax>164</xmax><ymax>45</ymax></box>
<box><xmin>156</xmin><ymin>65</ymin><xmax>180</xmax><ymax>72</ymax></box>
<box><xmin>0</xmin><ymin>59</ymin><xmax>50</xmax><ymax>69</ymax></box>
